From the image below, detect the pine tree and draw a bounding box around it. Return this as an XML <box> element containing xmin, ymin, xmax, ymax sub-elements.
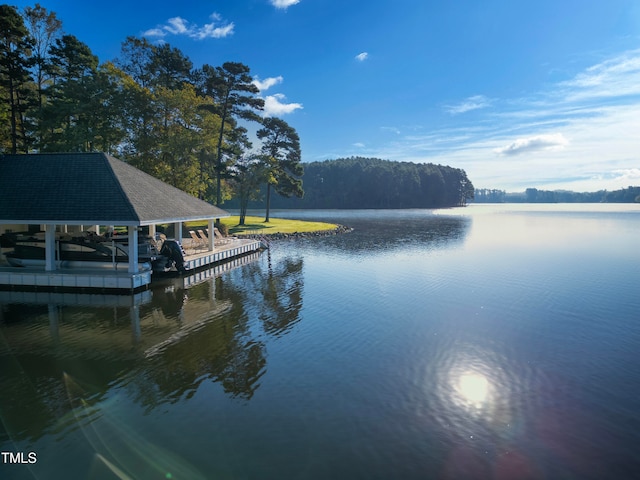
<box><xmin>197</xmin><ymin>62</ymin><xmax>264</xmax><ymax>204</ymax></box>
<box><xmin>0</xmin><ymin>5</ymin><xmax>35</xmax><ymax>153</ymax></box>
<box><xmin>257</xmin><ymin>117</ymin><xmax>303</xmax><ymax>222</ymax></box>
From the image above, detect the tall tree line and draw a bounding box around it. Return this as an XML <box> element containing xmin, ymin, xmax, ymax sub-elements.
<box><xmin>0</xmin><ymin>4</ymin><xmax>303</xmax><ymax>215</ymax></box>
<box><xmin>261</xmin><ymin>157</ymin><xmax>474</xmax><ymax>209</ymax></box>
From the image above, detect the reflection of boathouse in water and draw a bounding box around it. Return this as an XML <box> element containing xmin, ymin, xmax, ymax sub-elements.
<box><xmin>0</xmin><ymin>153</ymin><xmax>264</xmax><ymax>292</ymax></box>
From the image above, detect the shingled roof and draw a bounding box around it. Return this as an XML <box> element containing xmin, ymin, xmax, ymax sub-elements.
<box><xmin>0</xmin><ymin>153</ymin><xmax>229</xmax><ymax>225</ymax></box>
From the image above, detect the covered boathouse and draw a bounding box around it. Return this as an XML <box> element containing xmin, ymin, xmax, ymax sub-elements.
<box><xmin>0</xmin><ymin>152</ymin><xmax>257</xmax><ymax>293</ymax></box>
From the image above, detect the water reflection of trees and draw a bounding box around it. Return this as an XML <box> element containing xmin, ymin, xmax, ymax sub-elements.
<box><xmin>0</xmin><ymin>253</ymin><xmax>305</xmax><ymax>443</ymax></box>
<box><xmin>130</xmin><ymin>275</ymin><xmax>268</xmax><ymax>406</ymax></box>
<box><xmin>260</xmin><ymin>255</ymin><xmax>304</xmax><ymax>336</ymax></box>
<box><xmin>311</xmin><ymin>214</ymin><xmax>471</xmax><ymax>254</ymax></box>
<box><xmin>130</xmin><ymin>255</ymin><xmax>304</xmax><ymax>407</ymax></box>
<box><xmin>239</xmin><ymin>251</ymin><xmax>304</xmax><ymax>337</ymax></box>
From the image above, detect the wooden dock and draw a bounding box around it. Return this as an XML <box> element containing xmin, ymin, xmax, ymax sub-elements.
<box><xmin>0</xmin><ymin>238</ymin><xmax>265</xmax><ymax>294</ymax></box>
<box><xmin>181</xmin><ymin>238</ymin><xmax>263</xmax><ymax>270</ymax></box>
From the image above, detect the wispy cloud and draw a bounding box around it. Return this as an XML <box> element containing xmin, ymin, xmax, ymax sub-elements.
<box><xmin>253</xmin><ymin>76</ymin><xmax>283</xmax><ymax>92</ymax></box>
<box><xmin>263</xmin><ymin>94</ymin><xmax>303</xmax><ymax>116</ymax></box>
<box><xmin>270</xmin><ymin>0</ymin><xmax>300</xmax><ymax>9</ymax></box>
<box><xmin>613</xmin><ymin>168</ymin><xmax>640</xmax><ymax>181</ymax></box>
<box><xmin>558</xmin><ymin>49</ymin><xmax>640</xmax><ymax>100</ymax></box>
<box><xmin>355</xmin><ymin>52</ymin><xmax>369</xmax><ymax>62</ymax></box>
<box><xmin>143</xmin><ymin>13</ymin><xmax>234</xmax><ymax>40</ymax></box>
<box><xmin>495</xmin><ymin>133</ymin><xmax>569</xmax><ymax>156</ymax></box>
<box><xmin>445</xmin><ymin>95</ymin><xmax>491</xmax><ymax>115</ymax></box>
<box><xmin>143</xmin><ymin>28</ymin><xmax>165</xmax><ymax>38</ymax></box>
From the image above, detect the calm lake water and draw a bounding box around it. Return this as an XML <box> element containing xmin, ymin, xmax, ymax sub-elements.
<box><xmin>1</xmin><ymin>204</ymin><xmax>639</xmax><ymax>479</ymax></box>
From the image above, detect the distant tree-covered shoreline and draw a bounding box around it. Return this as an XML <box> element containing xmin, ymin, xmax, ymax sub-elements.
<box><xmin>238</xmin><ymin>157</ymin><xmax>474</xmax><ymax>209</ymax></box>
<box><xmin>474</xmin><ymin>186</ymin><xmax>640</xmax><ymax>203</ymax></box>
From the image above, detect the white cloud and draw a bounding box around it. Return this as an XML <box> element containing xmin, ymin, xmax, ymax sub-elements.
<box><xmin>355</xmin><ymin>52</ymin><xmax>369</xmax><ymax>62</ymax></box>
<box><xmin>353</xmin><ymin>142</ymin><xmax>366</xmax><ymax>148</ymax></box>
<box><xmin>263</xmin><ymin>93</ymin><xmax>303</xmax><ymax>116</ymax></box>
<box><xmin>252</xmin><ymin>76</ymin><xmax>301</xmax><ymax>117</ymax></box>
<box><xmin>166</xmin><ymin>17</ymin><xmax>189</xmax><ymax>35</ymax></box>
<box><xmin>142</xmin><ymin>28</ymin><xmax>166</xmax><ymax>38</ymax></box>
<box><xmin>270</xmin><ymin>0</ymin><xmax>300</xmax><ymax>9</ymax></box>
<box><xmin>143</xmin><ymin>13</ymin><xmax>234</xmax><ymax>40</ymax></box>
<box><xmin>445</xmin><ymin>95</ymin><xmax>491</xmax><ymax>115</ymax></box>
<box><xmin>197</xmin><ymin>22</ymin><xmax>235</xmax><ymax>40</ymax></box>
<box><xmin>495</xmin><ymin>133</ymin><xmax>569</xmax><ymax>156</ymax></box>
<box><xmin>612</xmin><ymin>168</ymin><xmax>640</xmax><ymax>183</ymax></box>
<box><xmin>253</xmin><ymin>76</ymin><xmax>284</xmax><ymax>92</ymax></box>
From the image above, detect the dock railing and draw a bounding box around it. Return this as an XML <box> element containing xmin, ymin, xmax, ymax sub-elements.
<box><xmin>243</xmin><ymin>229</ymin><xmax>270</xmax><ymax>249</ymax></box>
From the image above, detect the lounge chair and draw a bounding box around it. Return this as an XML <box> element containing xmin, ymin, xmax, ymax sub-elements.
<box><xmin>188</xmin><ymin>230</ymin><xmax>207</xmax><ymax>250</ymax></box>
<box><xmin>212</xmin><ymin>227</ymin><xmax>231</xmax><ymax>245</ymax></box>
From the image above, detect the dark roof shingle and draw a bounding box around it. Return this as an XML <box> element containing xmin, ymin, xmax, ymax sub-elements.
<box><xmin>0</xmin><ymin>153</ymin><xmax>229</xmax><ymax>225</ymax></box>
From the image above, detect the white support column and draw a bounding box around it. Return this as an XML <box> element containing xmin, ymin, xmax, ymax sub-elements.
<box><xmin>128</xmin><ymin>225</ymin><xmax>139</xmax><ymax>273</ymax></box>
<box><xmin>149</xmin><ymin>224</ymin><xmax>156</xmax><ymax>238</ymax></box>
<box><xmin>174</xmin><ymin>222</ymin><xmax>182</xmax><ymax>243</ymax></box>
<box><xmin>208</xmin><ymin>219</ymin><xmax>215</xmax><ymax>250</ymax></box>
<box><xmin>44</xmin><ymin>224</ymin><xmax>56</xmax><ymax>271</ymax></box>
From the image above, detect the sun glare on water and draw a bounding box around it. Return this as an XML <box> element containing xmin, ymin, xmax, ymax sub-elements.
<box><xmin>456</xmin><ymin>372</ymin><xmax>490</xmax><ymax>408</ymax></box>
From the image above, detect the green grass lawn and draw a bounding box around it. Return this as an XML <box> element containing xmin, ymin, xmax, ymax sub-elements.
<box><xmin>219</xmin><ymin>216</ymin><xmax>338</xmax><ymax>236</ymax></box>
<box><xmin>125</xmin><ymin>217</ymin><xmax>338</xmax><ymax>237</ymax></box>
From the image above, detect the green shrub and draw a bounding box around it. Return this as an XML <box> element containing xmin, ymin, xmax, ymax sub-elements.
<box><xmin>215</xmin><ymin>220</ymin><xmax>229</xmax><ymax>236</ymax></box>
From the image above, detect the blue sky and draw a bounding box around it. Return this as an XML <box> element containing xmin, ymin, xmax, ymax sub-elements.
<box><xmin>14</xmin><ymin>0</ymin><xmax>640</xmax><ymax>191</ymax></box>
